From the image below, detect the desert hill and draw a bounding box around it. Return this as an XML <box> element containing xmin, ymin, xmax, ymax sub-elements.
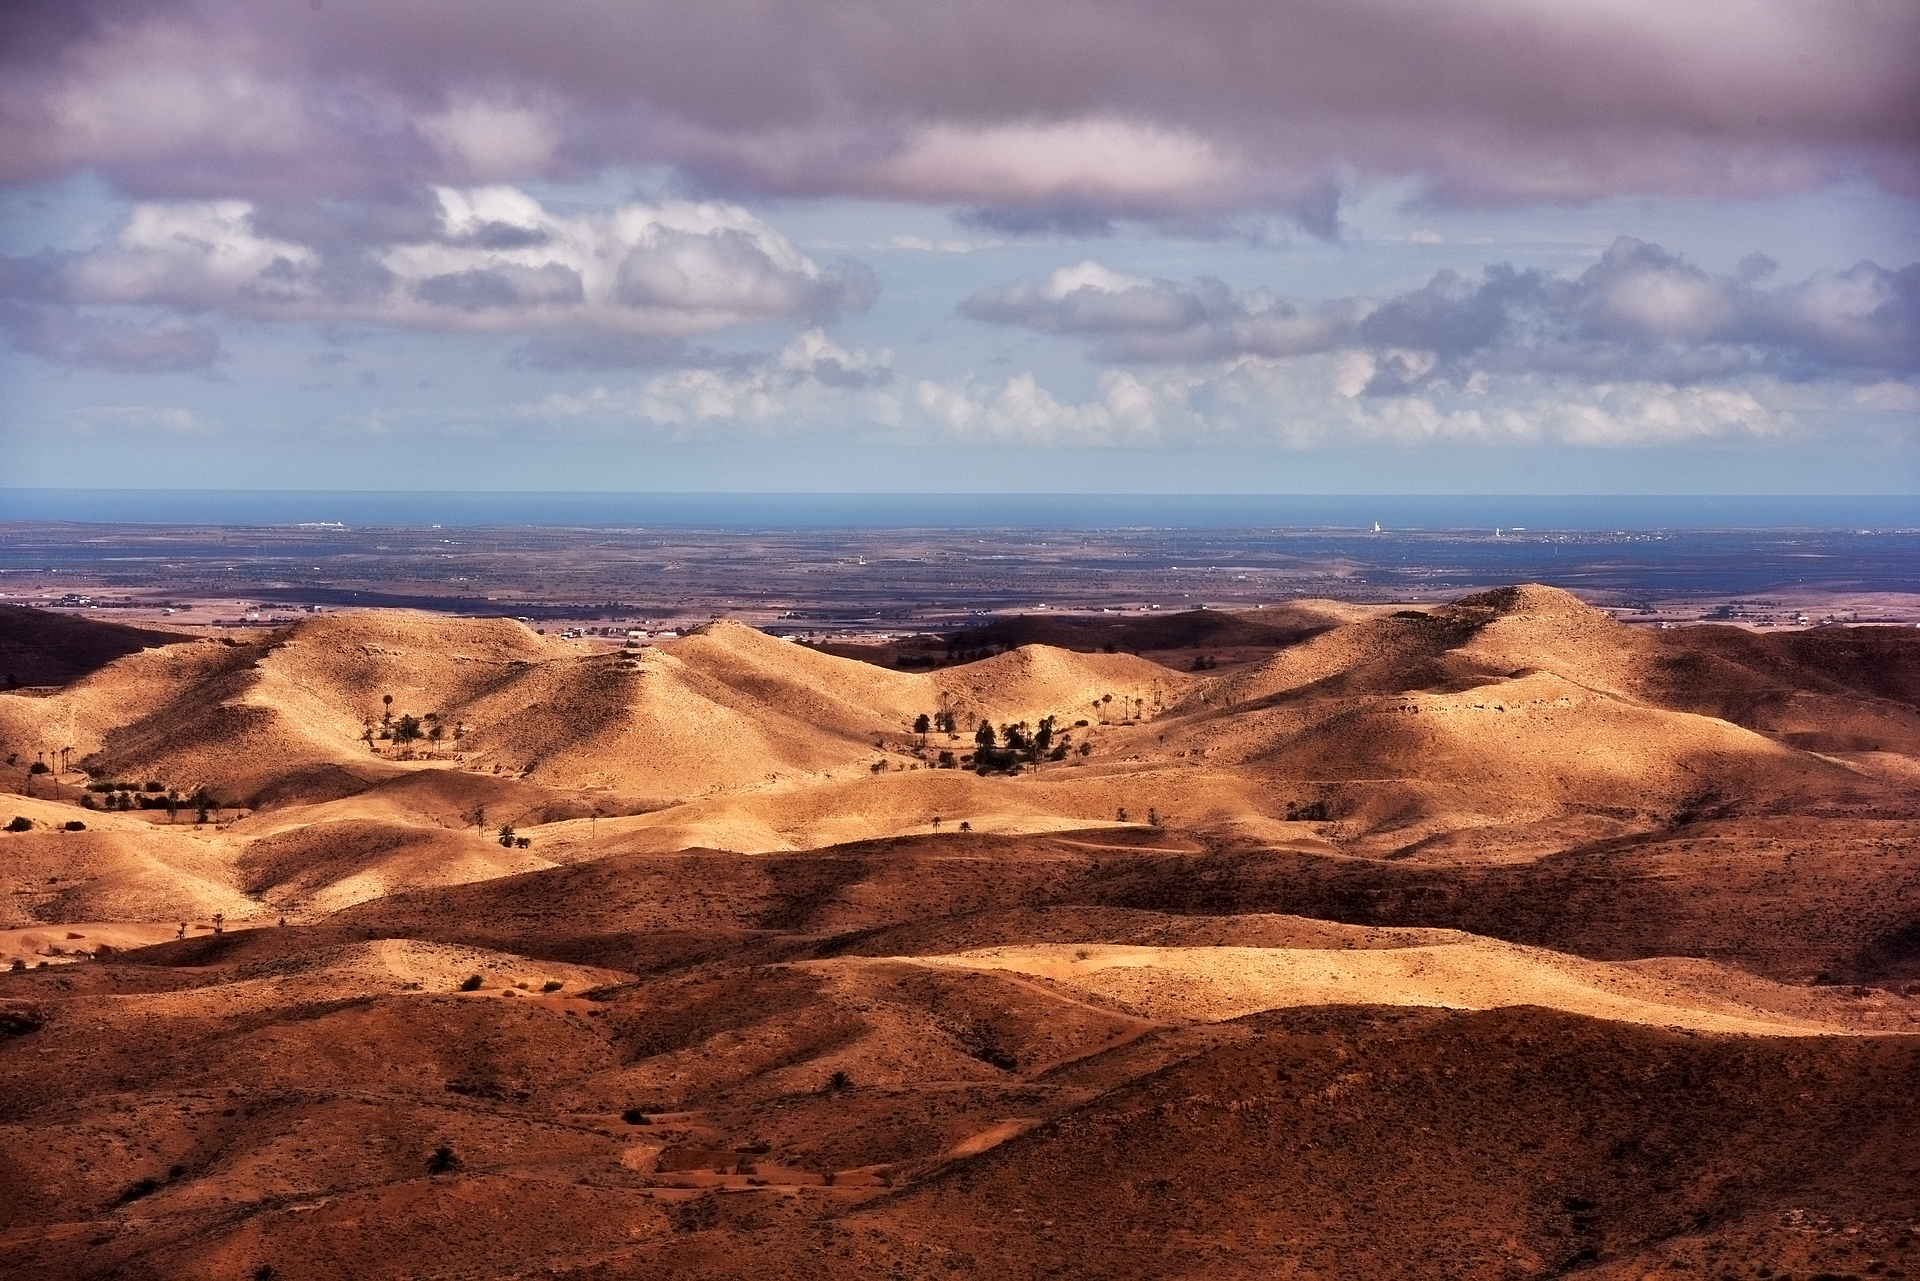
<box><xmin>0</xmin><ymin>605</ymin><xmax>194</xmax><ymax>688</ymax></box>
<box><xmin>7</xmin><ymin>613</ymin><xmax>1186</xmax><ymax>810</ymax></box>
<box><xmin>943</xmin><ymin>600</ymin><xmax>1366</xmax><ymax>655</ymax></box>
<box><xmin>2</xmin><ymin>585</ymin><xmax>1917</xmax><ymax>1279</ymax></box>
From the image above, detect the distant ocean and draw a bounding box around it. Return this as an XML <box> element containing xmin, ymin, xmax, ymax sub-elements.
<box><xmin>2</xmin><ymin>490</ymin><xmax>1915</xmax><ymax>531</ymax></box>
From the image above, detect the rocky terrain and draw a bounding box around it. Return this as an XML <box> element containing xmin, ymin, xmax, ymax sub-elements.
<box><xmin>1</xmin><ymin>586</ymin><xmax>1916</xmax><ymax>1280</ymax></box>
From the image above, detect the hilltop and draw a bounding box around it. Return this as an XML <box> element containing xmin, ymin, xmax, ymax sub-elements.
<box><xmin>0</xmin><ymin>605</ymin><xmax>195</xmax><ymax>688</ymax></box>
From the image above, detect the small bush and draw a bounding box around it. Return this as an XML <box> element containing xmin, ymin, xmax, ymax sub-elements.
<box><xmin>826</xmin><ymin>1069</ymin><xmax>853</xmax><ymax>1092</ymax></box>
<box><xmin>4</xmin><ymin>817</ymin><xmax>29</xmax><ymax>833</ymax></box>
<box><xmin>459</xmin><ymin>974</ymin><xmax>483</xmax><ymax>992</ymax></box>
<box><xmin>621</xmin><ymin>1107</ymin><xmax>649</xmax><ymax>1125</ymax></box>
<box><xmin>63</xmin><ymin>821</ymin><xmax>86</xmax><ymax>832</ymax></box>
<box><xmin>426</xmin><ymin>1145</ymin><xmax>457</xmax><ymax>1174</ymax></box>
<box><xmin>541</xmin><ymin>980</ymin><xmax>563</xmax><ymax>992</ymax></box>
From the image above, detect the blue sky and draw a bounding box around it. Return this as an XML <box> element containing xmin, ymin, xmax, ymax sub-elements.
<box><xmin>2</xmin><ymin>1</ymin><xmax>1916</xmax><ymax>494</ymax></box>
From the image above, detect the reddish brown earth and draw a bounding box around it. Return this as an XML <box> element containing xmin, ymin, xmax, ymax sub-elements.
<box><xmin>1</xmin><ymin>588</ymin><xmax>1916</xmax><ymax>1280</ymax></box>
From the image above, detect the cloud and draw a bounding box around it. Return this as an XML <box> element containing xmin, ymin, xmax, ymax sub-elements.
<box><xmin>0</xmin><ymin>302</ymin><xmax>220</xmax><ymax>372</ymax></box>
<box><xmin>0</xmin><ymin>186</ymin><xmax>877</xmax><ymax>365</ymax></box>
<box><xmin>908</xmin><ymin>357</ymin><xmax>1796</xmax><ymax>448</ymax></box>
<box><xmin>963</xmin><ymin>259</ymin><xmax>1369</xmax><ymax>361</ymax></box>
<box><xmin>885</xmin><ymin>234</ymin><xmax>1004</xmax><ymax>254</ymax></box>
<box><xmin>963</xmin><ymin>239</ymin><xmax>1920</xmax><ymax>389</ymax></box>
<box><xmin>499</xmin><ymin>328</ymin><xmax>1810</xmax><ymax>449</ymax></box>
<box><xmin>913</xmin><ymin>369</ymin><xmax>1198</xmax><ymax>445</ymax></box>
<box><xmin>1</xmin><ymin>1</ymin><xmax>1913</xmax><ymax>225</ymax></box>
<box><xmin>72</xmin><ymin>404</ymin><xmax>213</xmax><ymax>434</ymax></box>
<box><xmin>520</xmin><ymin>329</ymin><xmax>894</xmax><ymax>429</ymax></box>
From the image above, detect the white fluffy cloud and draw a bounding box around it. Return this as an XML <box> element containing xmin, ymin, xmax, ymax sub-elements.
<box><xmin>894</xmin><ymin>350</ymin><xmax>1801</xmax><ymax>448</ymax></box>
<box><xmin>523</xmin><ymin>329</ymin><xmax>896</xmax><ymax>431</ymax></box>
<box><xmin>9</xmin><ymin>186</ymin><xmax>875</xmax><ymax>349</ymax></box>
<box><xmin>912</xmin><ymin>369</ymin><xmax>1201</xmax><ymax>445</ymax></box>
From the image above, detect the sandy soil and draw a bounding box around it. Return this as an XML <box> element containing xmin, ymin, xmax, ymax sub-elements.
<box><xmin>1</xmin><ymin>588</ymin><xmax>1916</xmax><ymax>1280</ymax></box>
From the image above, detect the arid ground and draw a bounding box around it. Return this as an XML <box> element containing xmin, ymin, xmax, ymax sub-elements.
<box><xmin>2</xmin><ymin>586</ymin><xmax>1917</xmax><ymax>1279</ymax></box>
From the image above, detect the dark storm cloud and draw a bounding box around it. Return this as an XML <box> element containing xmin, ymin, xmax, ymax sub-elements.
<box><xmin>1</xmin><ymin>0</ymin><xmax>1914</xmax><ymax>227</ymax></box>
<box><xmin>962</xmin><ymin>239</ymin><xmax>1920</xmax><ymax>389</ymax></box>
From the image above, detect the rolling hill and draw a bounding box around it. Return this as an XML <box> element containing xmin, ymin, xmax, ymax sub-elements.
<box><xmin>1</xmin><ymin>588</ymin><xmax>1916</xmax><ymax>1280</ymax></box>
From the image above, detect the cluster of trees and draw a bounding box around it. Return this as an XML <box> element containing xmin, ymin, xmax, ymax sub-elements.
<box><xmin>1285</xmin><ymin>799</ymin><xmax>1332</xmax><ymax>822</ymax></box>
<box><xmin>1092</xmin><ymin>692</ymin><xmax>1154</xmax><ymax>722</ymax></box>
<box><xmin>966</xmin><ymin>717</ymin><xmax>1086</xmax><ymax>773</ymax></box>
<box><xmin>911</xmin><ymin>711</ymin><xmax>959</xmax><ymax>736</ymax></box>
<box><xmin>84</xmin><ymin>780</ymin><xmax>168</xmax><ymax>811</ymax></box>
<box><xmin>943</xmin><ymin>644</ymin><xmax>1007</xmax><ymax>663</ymax></box>
<box><xmin>77</xmin><ymin>781</ymin><xmax>224</xmax><ymax>822</ymax></box>
<box><xmin>363</xmin><ymin>694</ymin><xmax>459</xmax><ymax>754</ymax></box>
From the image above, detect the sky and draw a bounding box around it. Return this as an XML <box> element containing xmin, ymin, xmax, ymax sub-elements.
<box><xmin>1</xmin><ymin>0</ymin><xmax>1916</xmax><ymax>495</ymax></box>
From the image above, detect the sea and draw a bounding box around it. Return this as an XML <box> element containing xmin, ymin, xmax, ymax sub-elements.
<box><xmin>2</xmin><ymin>490</ymin><xmax>1915</xmax><ymax>531</ymax></box>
